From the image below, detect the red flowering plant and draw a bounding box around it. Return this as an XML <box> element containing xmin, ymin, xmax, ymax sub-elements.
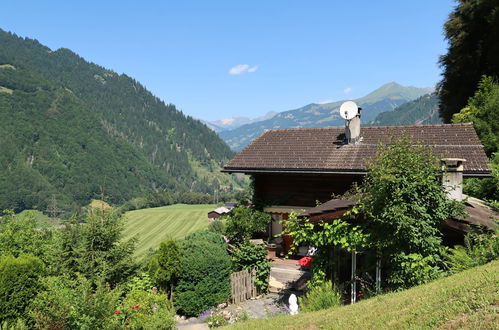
<box><xmin>113</xmin><ymin>289</ymin><xmax>175</xmax><ymax>328</ymax></box>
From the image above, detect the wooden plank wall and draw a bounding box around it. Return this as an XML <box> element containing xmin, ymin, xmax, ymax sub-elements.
<box><xmin>254</xmin><ymin>173</ymin><xmax>363</xmax><ymax>206</ymax></box>
<box><xmin>230</xmin><ymin>268</ymin><xmax>257</xmax><ymax>304</ymax></box>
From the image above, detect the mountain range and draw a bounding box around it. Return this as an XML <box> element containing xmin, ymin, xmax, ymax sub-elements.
<box><xmin>0</xmin><ymin>29</ymin><xmax>242</xmax><ymax>212</ymax></box>
<box><xmin>218</xmin><ymin>82</ymin><xmax>434</xmax><ymax>151</ymax></box>
<box><xmin>204</xmin><ymin>111</ymin><xmax>278</xmax><ymax>132</ymax></box>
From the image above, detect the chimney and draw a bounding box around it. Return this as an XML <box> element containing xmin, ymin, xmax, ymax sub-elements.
<box><xmin>346</xmin><ymin>107</ymin><xmax>362</xmax><ymax>144</ymax></box>
<box><xmin>441</xmin><ymin>158</ymin><xmax>466</xmax><ymax>201</ymax></box>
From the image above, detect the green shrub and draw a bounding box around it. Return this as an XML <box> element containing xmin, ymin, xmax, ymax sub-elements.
<box><xmin>299</xmin><ymin>281</ymin><xmax>342</xmax><ymax>312</ymax></box>
<box><xmin>149</xmin><ymin>240</ymin><xmax>182</xmax><ymax>295</ymax></box>
<box><xmin>30</xmin><ymin>276</ymin><xmax>120</xmax><ymax>329</ymax></box>
<box><xmin>184</xmin><ymin>230</ymin><xmax>226</xmax><ymax>247</ymax></box>
<box><xmin>176</xmin><ymin>237</ymin><xmax>231</xmax><ymax>316</ymax></box>
<box><xmin>205</xmin><ymin>313</ymin><xmax>229</xmax><ymax>328</ymax></box>
<box><xmin>446</xmin><ymin>229</ymin><xmax>499</xmax><ymax>273</ymax></box>
<box><xmin>208</xmin><ymin>219</ymin><xmax>226</xmax><ymax>234</ymax></box>
<box><xmin>0</xmin><ymin>210</ymin><xmax>58</xmax><ymax>270</ymax></box>
<box><xmin>388</xmin><ymin>253</ymin><xmax>443</xmax><ymax>289</ymax></box>
<box><xmin>223</xmin><ymin>207</ymin><xmax>271</xmax><ymax>243</ymax></box>
<box><xmin>127</xmin><ymin>272</ymin><xmax>154</xmax><ymax>292</ymax></box>
<box><xmin>0</xmin><ymin>318</ymin><xmax>29</xmax><ymax>330</ymax></box>
<box><xmin>114</xmin><ymin>289</ymin><xmax>175</xmax><ymax>329</ymax></box>
<box><xmin>0</xmin><ymin>254</ymin><xmax>45</xmax><ymax>322</ymax></box>
<box><xmin>231</xmin><ymin>241</ymin><xmax>270</xmax><ymax>293</ymax></box>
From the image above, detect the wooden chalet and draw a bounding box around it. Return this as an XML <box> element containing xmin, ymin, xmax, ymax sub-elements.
<box><xmin>223</xmin><ymin>123</ymin><xmax>491</xmax><ymax>239</ymax></box>
<box><xmin>223</xmin><ymin>121</ymin><xmax>495</xmax><ymax>299</ymax></box>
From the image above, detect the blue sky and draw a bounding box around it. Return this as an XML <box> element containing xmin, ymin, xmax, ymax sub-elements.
<box><xmin>0</xmin><ymin>1</ymin><xmax>454</xmax><ymax>121</ymax></box>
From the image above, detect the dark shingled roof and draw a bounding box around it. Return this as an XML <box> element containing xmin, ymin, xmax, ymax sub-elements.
<box><xmin>223</xmin><ymin>123</ymin><xmax>490</xmax><ymax>176</ymax></box>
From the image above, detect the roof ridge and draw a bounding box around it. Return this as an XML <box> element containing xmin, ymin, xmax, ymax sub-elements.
<box><xmin>263</xmin><ymin>122</ymin><xmax>474</xmax><ymax>133</ymax></box>
<box><xmin>363</xmin><ymin>122</ymin><xmax>474</xmax><ymax>129</ymax></box>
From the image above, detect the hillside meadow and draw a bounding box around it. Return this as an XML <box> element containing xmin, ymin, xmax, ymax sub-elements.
<box><xmin>123</xmin><ymin>204</ymin><xmax>214</xmax><ymax>258</ymax></box>
<box><xmin>227</xmin><ymin>260</ymin><xmax>499</xmax><ymax>330</ymax></box>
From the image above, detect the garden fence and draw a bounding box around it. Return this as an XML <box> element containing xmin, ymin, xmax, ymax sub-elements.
<box><xmin>230</xmin><ymin>268</ymin><xmax>257</xmax><ymax>304</ymax></box>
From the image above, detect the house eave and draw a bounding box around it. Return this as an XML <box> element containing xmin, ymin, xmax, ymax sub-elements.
<box><xmin>222</xmin><ymin>168</ymin><xmax>492</xmax><ymax>177</ymax></box>
<box><xmin>221</xmin><ymin>168</ymin><xmax>367</xmax><ymax>175</ymax></box>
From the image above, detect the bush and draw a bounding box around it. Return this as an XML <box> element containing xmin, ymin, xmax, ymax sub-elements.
<box><xmin>231</xmin><ymin>241</ymin><xmax>270</xmax><ymax>293</ymax></box>
<box><xmin>175</xmin><ymin>236</ymin><xmax>231</xmax><ymax>317</ymax></box>
<box><xmin>388</xmin><ymin>253</ymin><xmax>443</xmax><ymax>289</ymax></box>
<box><xmin>205</xmin><ymin>307</ymin><xmax>249</xmax><ymax>328</ymax></box>
<box><xmin>184</xmin><ymin>230</ymin><xmax>226</xmax><ymax>247</ymax></box>
<box><xmin>223</xmin><ymin>207</ymin><xmax>271</xmax><ymax>243</ymax></box>
<box><xmin>208</xmin><ymin>219</ymin><xmax>226</xmax><ymax>235</ymax></box>
<box><xmin>0</xmin><ymin>318</ymin><xmax>29</xmax><ymax>330</ymax></box>
<box><xmin>446</xmin><ymin>229</ymin><xmax>499</xmax><ymax>273</ymax></box>
<box><xmin>30</xmin><ymin>275</ymin><xmax>120</xmax><ymax>329</ymax></box>
<box><xmin>0</xmin><ymin>210</ymin><xmax>57</xmax><ymax>269</ymax></box>
<box><xmin>127</xmin><ymin>272</ymin><xmax>154</xmax><ymax>292</ymax></box>
<box><xmin>114</xmin><ymin>289</ymin><xmax>175</xmax><ymax>329</ymax></box>
<box><xmin>149</xmin><ymin>240</ymin><xmax>182</xmax><ymax>295</ymax></box>
<box><xmin>0</xmin><ymin>254</ymin><xmax>45</xmax><ymax>322</ymax></box>
<box><xmin>299</xmin><ymin>281</ymin><xmax>342</xmax><ymax>312</ymax></box>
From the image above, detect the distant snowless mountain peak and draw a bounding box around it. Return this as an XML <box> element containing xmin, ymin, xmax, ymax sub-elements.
<box><xmin>213</xmin><ymin>82</ymin><xmax>436</xmax><ymax>151</ymax></box>
<box><xmin>206</xmin><ymin>82</ymin><xmax>433</xmax><ymax>133</ymax></box>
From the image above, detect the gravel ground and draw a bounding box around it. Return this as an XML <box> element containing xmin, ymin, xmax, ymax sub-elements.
<box><xmin>176</xmin><ymin>290</ymin><xmax>304</xmax><ymax>329</ymax></box>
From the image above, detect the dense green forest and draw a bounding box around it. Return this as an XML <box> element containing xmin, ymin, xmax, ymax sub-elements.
<box><xmin>370</xmin><ymin>94</ymin><xmax>441</xmax><ymax>126</ymax></box>
<box><xmin>0</xmin><ymin>29</ymin><xmax>241</xmax><ymax>213</ymax></box>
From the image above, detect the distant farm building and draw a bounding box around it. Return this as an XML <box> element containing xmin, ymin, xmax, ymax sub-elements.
<box><xmin>208</xmin><ymin>206</ymin><xmax>232</xmax><ymax>221</ymax></box>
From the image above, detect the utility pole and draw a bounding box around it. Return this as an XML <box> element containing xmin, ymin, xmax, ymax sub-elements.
<box><xmin>46</xmin><ymin>195</ymin><xmax>63</xmax><ymax>218</ymax></box>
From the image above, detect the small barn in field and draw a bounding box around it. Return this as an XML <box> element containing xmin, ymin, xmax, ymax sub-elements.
<box><xmin>207</xmin><ymin>207</ymin><xmax>232</xmax><ymax>221</ymax></box>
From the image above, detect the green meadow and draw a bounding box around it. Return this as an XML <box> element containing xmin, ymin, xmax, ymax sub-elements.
<box><xmin>123</xmin><ymin>204</ymin><xmax>215</xmax><ymax>258</ymax></box>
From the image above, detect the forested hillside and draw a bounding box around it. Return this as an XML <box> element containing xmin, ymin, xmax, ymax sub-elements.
<box><xmin>0</xmin><ymin>29</ymin><xmax>239</xmax><ymax>213</ymax></box>
<box><xmin>370</xmin><ymin>94</ymin><xmax>441</xmax><ymax>126</ymax></box>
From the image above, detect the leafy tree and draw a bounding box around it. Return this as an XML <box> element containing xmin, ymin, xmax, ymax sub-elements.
<box><xmin>0</xmin><ymin>255</ymin><xmax>45</xmax><ymax>322</ymax></box>
<box><xmin>438</xmin><ymin>0</ymin><xmax>499</xmax><ymax>122</ymax></box>
<box><xmin>149</xmin><ymin>240</ymin><xmax>182</xmax><ymax>296</ymax></box>
<box><xmin>223</xmin><ymin>207</ymin><xmax>271</xmax><ymax>243</ymax></box>
<box><xmin>355</xmin><ymin>138</ymin><xmax>463</xmax><ymax>288</ymax></box>
<box><xmin>453</xmin><ymin>76</ymin><xmax>499</xmax><ymax>201</ymax></box>
<box><xmin>0</xmin><ymin>210</ymin><xmax>59</xmax><ymax>272</ymax></box>
<box><xmin>452</xmin><ymin>76</ymin><xmax>499</xmax><ymax>156</ymax></box>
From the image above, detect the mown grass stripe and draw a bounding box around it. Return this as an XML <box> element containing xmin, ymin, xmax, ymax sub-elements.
<box><xmin>123</xmin><ymin>204</ymin><xmax>214</xmax><ymax>258</ymax></box>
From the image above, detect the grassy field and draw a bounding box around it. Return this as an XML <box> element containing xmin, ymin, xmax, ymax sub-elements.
<box><xmin>123</xmin><ymin>204</ymin><xmax>215</xmax><ymax>258</ymax></box>
<box><xmin>15</xmin><ymin>209</ymin><xmax>62</xmax><ymax>227</ymax></box>
<box><xmin>228</xmin><ymin>260</ymin><xmax>499</xmax><ymax>329</ymax></box>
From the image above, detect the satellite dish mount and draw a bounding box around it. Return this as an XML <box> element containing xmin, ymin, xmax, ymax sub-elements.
<box><xmin>339</xmin><ymin>101</ymin><xmax>362</xmax><ymax>144</ymax></box>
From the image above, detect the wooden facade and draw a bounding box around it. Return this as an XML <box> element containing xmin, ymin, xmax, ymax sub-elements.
<box><xmin>253</xmin><ymin>173</ymin><xmax>363</xmax><ymax>207</ymax></box>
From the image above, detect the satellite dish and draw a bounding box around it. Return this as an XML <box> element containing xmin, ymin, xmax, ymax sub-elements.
<box><xmin>339</xmin><ymin>101</ymin><xmax>359</xmax><ymax>120</ymax></box>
